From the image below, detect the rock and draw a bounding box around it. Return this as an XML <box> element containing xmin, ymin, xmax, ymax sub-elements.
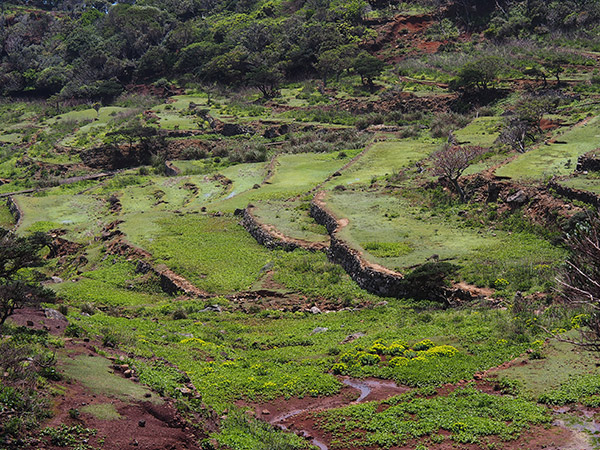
<box><xmin>200</xmin><ymin>305</ymin><xmax>222</xmax><ymax>313</ymax></box>
<box><xmin>44</xmin><ymin>308</ymin><xmax>67</xmax><ymax>321</ymax></box>
<box><xmin>50</xmin><ymin>276</ymin><xmax>64</xmax><ymax>284</ymax></box>
<box><xmin>311</xmin><ymin>327</ymin><xmax>328</xmax><ymax>335</ymax></box>
<box><xmin>135</xmin><ymin>261</ymin><xmax>151</xmax><ymax>274</ymax></box>
<box><xmin>220</xmin><ymin>123</ymin><xmax>254</xmax><ymax>136</ymax></box>
<box><xmin>138</xmin><ymin>420</ymin><xmax>146</xmax><ymax>427</ymax></box>
<box><xmin>309</xmin><ymin>306</ymin><xmax>321</xmax><ymax>314</ymax></box>
<box><xmin>340</xmin><ymin>332</ymin><xmax>366</xmax><ymax>344</ymax></box>
<box><xmin>176</xmin><ymin>387</ymin><xmax>192</xmax><ymax>396</ymax></box>
<box><xmin>123</xmin><ymin>370</ymin><xmax>133</xmax><ymax>378</ymax></box>
<box><xmin>506</xmin><ymin>190</ymin><xmax>528</xmax><ymax>204</ymax></box>
<box><xmin>261</xmin><ymin>409</ymin><xmax>270</xmax><ymax>415</ymax></box>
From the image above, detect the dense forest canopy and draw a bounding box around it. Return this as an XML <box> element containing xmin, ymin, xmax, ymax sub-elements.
<box><xmin>1</xmin><ymin>0</ymin><xmax>600</xmax><ymax>101</ymax></box>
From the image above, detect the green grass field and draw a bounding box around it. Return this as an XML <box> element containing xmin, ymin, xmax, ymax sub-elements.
<box><xmin>325</xmin><ymin>190</ymin><xmax>564</xmax><ymax>291</ymax></box>
<box><xmin>324</xmin><ymin>139</ymin><xmax>440</xmax><ymax>187</ymax></box>
<box><xmin>251</xmin><ymin>200</ymin><xmax>329</xmax><ymax>243</ymax></box>
<box><xmin>0</xmin><ymin>203</ymin><xmax>14</xmax><ymax>228</ymax></box>
<box><xmin>209</xmin><ymin>150</ymin><xmax>360</xmax><ymax>212</ymax></box>
<box><xmin>453</xmin><ymin>116</ymin><xmax>501</xmax><ymax>147</ymax></box>
<box><xmin>15</xmin><ymin>192</ymin><xmax>107</xmax><ymax>241</ymax></box>
<box><xmin>560</xmin><ymin>174</ymin><xmax>600</xmax><ymax>194</ymax></box>
<box><xmin>122</xmin><ymin>214</ymin><xmax>272</xmax><ymax>293</ymax></box>
<box><xmin>496</xmin><ymin>116</ymin><xmax>600</xmax><ymax>180</ymax></box>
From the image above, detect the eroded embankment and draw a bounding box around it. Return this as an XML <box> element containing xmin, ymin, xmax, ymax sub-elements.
<box><xmin>310</xmin><ymin>191</ymin><xmax>408</xmax><ymax>298</ymax></box>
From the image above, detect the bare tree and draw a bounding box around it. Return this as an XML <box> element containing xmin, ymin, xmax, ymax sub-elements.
<box><xmin>430</xmin><ymin>144</ymin><xmax>487</xmax><ymax>202</ymax></box>
<box><xmin>555</xmin><ymin>212</ymin><xmax>600</xmax><ymax>350</ymax></box>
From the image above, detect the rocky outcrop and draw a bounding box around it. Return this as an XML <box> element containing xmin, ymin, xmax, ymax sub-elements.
<box><xmin>548</xmin><ymin>180</ymin><xmax>600</xmax><ymax>208</ymax></box>
<box><xmin>240</xmin><ymin>207</ymin><xmax>327</xmax><ymax>252</ymax></box>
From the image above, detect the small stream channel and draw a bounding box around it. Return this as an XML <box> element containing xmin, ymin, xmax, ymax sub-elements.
<box><xmin>272</xmin><ymin>377</ymin><xmax>406</xmax><ymax>450</ymax></box>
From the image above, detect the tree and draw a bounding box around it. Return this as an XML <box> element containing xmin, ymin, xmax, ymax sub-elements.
<box><xmin>523</xmin><ymin>66</ymin><xmax>547</xmax><ymax>88</ymax></box>
<box><xmin>0</xmin><ymin>229</ymin><xmax>54</xmax><ymax>330</ymax></box>
<box><xmin>353</xmin><ymin>51</ymin><xmax>384</xmax><ymax>93</ymax></box>
<box><xmin>500</xmin><ymin>96</ymin><xmax>554</xmax><ymax>152</ymax></box>
<box><xmin>430</xmin><ymin>144</ymin><xmax>487</xmax><ymax>202</ymax></box>
<box><xmin>555</xmin><ymin>212</ymin><xmax>600</xmax><ymax>350</ymax></box>
<box><xmin>543</xmin><ymin>55</ymin><xmax>568</xmax><ymax>85</ymax></box>
<box><xmin>452</xmin><ymin>56</ymin><xmax>500</xmax><ymax>93</ymax></box>
<box><xmin>246</xmin><ymin>62</ymin><xmax>283</xmax><ymax>99</ymax></box>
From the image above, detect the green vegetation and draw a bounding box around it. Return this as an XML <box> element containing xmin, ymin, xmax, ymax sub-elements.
<box><xmin>325</xmin><ymin>139</ymin><xmax>439</xmax><ymax>187</ymax></box>
<box><xmin>496</xmin><ymin>116</ymin><xmax>600</xmax><ymax>180</ymax></box>
<box><xmin>60</xmin><ymin>355</ymin><xmax>161</xmax><ymax>404</ymax></box>
<box><xmin>0</xmin><ymin>204</ymin><xmax>14</xmax><ymax>228</ymax></box>
<box><xmin>315</xmin><ymin>386</ymin><xmax>550</xmax><ymax>448</ymax></box>
<box><xmin>5</xmin><ymin>1</ymin><xmax>600</xmax><ymax>449</ymax></box>
<box><xmin>125</xmin><ymin>214</ymin><xmax>272</xmax><ymax>293</ymax></box>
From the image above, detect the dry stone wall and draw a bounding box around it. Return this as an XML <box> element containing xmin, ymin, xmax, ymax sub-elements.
<box><xmin>310</xmin><ymin>194</ymin><xmax>408</xmax><ymax>298</ymax></box>
<box><xmin>548</xmin><ymin>180</ymin><xmax>600</xmax><ymax>208</ymax></box>
<box><xmin>5</xmin><ymin>196</ymin><xmax>22</xmax><ymax>229</ymax></box>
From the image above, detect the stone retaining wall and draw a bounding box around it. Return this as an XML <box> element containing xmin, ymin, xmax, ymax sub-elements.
<box><xmin>577</xmin><ymin>155</ymin><xmax>600</xmax><ymax>172</ymax></box>
<box><xmin>240</xmin><ymin>207</ymin><xmax>327</xmax><ymax>252</ymax></box>
<box><xmin>548</xmin><ymin>180</ymin><xmax>600</xmax><ymax>208</ymax></box>
<box><xmin>310</xmin><ymin>195</ymin><xmax>408</xmax><ymax>298</ymax></box>
<box><xmin>5</xmin><ymin>196</ymin><xmax>22</xmax><ymax>229</ymax></box>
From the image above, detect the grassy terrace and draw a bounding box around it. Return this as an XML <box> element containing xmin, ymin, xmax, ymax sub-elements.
<box><xmin>324</xmin><ymin>189</ymin><xmax>565</xmax><ymax>292</ymax></box>
<box><xmin>0</xmin><ymin>203</ymin><xmax>14</xmax><ymax>228</ymax></box>
<box><xmin>496</xmin><ymin>115</ymin><xmax>600</xmax><ymax>180</ymax></box>
<box><xmin>560</xmin><ymin>174</ymin><xmax>600</xmax><ymax>194</ymax></box>
<box><xmin>15</xmin><ymin>192</ymin><xmax>107</xmax><ymax>241</ymax></box>
<box><xmin>251</xmin><ymin>200</ymin><xmax>329</xmax><ymax>243</ymax></box>
<box><xmin>323</xmin><ymin>138</ymin><xmax>440</xmax><ymax>188</ymax></box>
<box><xmin>209</xmin><ymin>150</ymin><xmax>361</xmax><ymax>212</ymax></box>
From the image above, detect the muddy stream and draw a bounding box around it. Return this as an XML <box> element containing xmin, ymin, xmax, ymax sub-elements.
<box><xmin>264</xmin><ymin>377</ymin><xmax>409</xmax><ymax>450</ymax></box>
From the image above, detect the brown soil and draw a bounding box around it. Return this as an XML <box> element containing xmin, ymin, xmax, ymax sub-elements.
<box><xmin>9</xmin><ymin>306</ymin><xmax>69</xmax><ymax>335</ymax></box>
<box><xmin>9</xmin><ymin>309</ymin><xmax>211</xmax><ymax>450</ymax></box>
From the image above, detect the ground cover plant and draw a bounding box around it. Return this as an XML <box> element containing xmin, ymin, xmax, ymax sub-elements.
<box><xmin>4</xmin><ymin>0</ymin><xmax>600</xmax><ymax>448</ymax></box>
<box><xmin>315</xmin><ymin>386</ymin><xmax>551</xmax><ymax>448</ymax></box>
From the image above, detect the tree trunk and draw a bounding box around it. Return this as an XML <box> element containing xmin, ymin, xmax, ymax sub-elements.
<box><xmin>450</xmin><ymin>177</ymin><xmax>466</xmax><ymax>202</ymax></box>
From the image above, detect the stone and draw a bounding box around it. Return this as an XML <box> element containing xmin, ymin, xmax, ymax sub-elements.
<box><xmin>506</xmin><ymin>190</ymin><xmax>528</xmax><ymax>204</ymax></box>
<box><xmin>309</xmin><ymin>306</ymin><xmax>321</xmax><ymax>314</ymax></box>
<box><xmin>44</xmin><ymin>308</ymin><xmax>67</xmax><ymax>321</ymax></box>
<box><xmin>221</xmin><ymin>123</ymin><xmax>253</xmax><ymax>136</ymax></box>
<box><xmin>123</xmin><ymin>370</ymin><xmax>133</xmax><ymax>378</ymax></box>
<box><xmin>200</xmin><ymin>305</ymin><xmax>222</xmax><ymax>313</ymax></box>
<box><xmin>50</xmin><ymin>276</ymin><xmax>63</xmax><ymax>284</ymax></box>
<box><xmin>340</xmin><ymin>332</ymin><xmax>366</xmax><ymax>344</ymax></box>
<box><xmin>176</xmin><ymin>387</ymin><xmax>192</xmax><ymax>396</ymax></box>
<box><xmin>311</xmin><ymin>327</ymin><xmax>328</xmax><ymax>335</ymax></box>
<box><xmin>261</xmin><ymin>409</ymin><xmax>270</xmax><ymax>415</ymax></box>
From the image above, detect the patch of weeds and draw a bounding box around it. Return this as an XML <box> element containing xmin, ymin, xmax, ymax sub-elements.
<box><xmin>40</xmin><ymin>424</ymin><xmax>97</xmax><ymax>447</ymax></box>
